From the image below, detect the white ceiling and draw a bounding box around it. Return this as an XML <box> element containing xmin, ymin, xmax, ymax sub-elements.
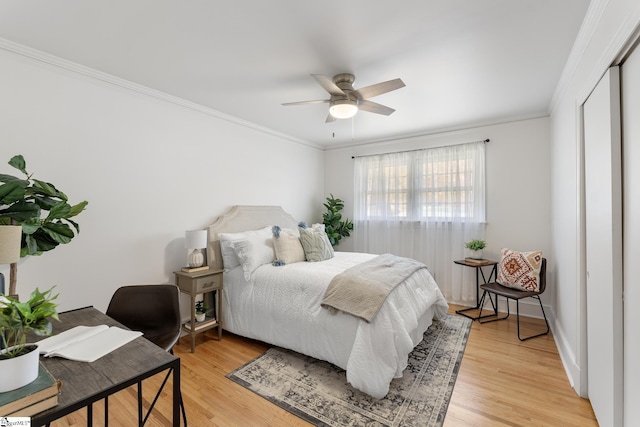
<box><xmin>0</xmin><ymin>0</ymin><xmax>590</xmax><ymax>148</ymax></box>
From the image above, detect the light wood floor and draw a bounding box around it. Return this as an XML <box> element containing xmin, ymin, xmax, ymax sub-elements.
<box><xmin>52</xmin><ymin>305</ymin><xmax>597</xmax><ymax>426</ymax></box>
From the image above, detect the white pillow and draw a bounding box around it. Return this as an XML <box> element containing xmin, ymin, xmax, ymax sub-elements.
<box><xmin>219</xmin><ymin>239</ymin><xmax>240</xmax><ymax>269</ymax></box>
<box><xmin>219</xmin><ymin>226</ymin><xmax>272</xmax><ymax>270</ymax></box>
<box><xmin>227</xmin><ymin>227</ymin><xmax>275</xmax><ymax>281</ymax></box>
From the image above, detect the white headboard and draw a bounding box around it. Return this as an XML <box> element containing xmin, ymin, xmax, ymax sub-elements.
<box><xmin>207</xmin><ymin>206</ymin><xmax>298</xmax><ymax>269</ymax></box>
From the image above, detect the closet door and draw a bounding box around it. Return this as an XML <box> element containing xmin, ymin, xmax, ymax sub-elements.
<box><xmin>622</xmin><ymin>43</ymin><xmax>640</xmax><ymax>424</ymax></box>
<box><xmin>583</xmin><ymin>66</ymin><xmax>623</xmax><ymax>427</ymax></box>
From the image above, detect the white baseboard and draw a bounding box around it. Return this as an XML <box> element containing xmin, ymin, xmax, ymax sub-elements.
<box><xmin>553</xmin><ymin>319</ymin><xmax>585</xmax><ymax>397</ymax></box>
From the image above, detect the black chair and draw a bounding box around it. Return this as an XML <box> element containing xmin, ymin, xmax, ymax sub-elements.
<box><xmin>106</xmin><ymin>284</ymin><xmax>187</xmax><ymax>426</ymax></box>
<box><xmin>477</xmin><ymin>258</ymin><xmax>549</xmax><ymax>341</ymax></box>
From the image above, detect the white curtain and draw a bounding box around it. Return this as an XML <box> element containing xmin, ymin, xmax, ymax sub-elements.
<box><xmin>353</xmin><ymin>142</ymin><xmax>486</xmax><ymax>304</ymax></box>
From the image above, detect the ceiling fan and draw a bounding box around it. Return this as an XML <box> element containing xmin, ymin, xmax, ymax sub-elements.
<box><xmin>282</xmin><ymin>73</ymin><xmax>405</xmax><ymax>122</ymax></box>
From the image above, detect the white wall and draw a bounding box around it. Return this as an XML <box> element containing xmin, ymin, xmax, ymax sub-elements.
<box><xmin>549</xmin><ymin>0</ymin><xmax>640</xmax><ymax>396</ymax></box>
<box><xmin>0</xmin><ymin>49</ymin><xmax>325</xmax><ymax>313</ymax></box>
<box><xmin>324</xmin><ymin>117</ymin><xmax>553</xmax><ymax>315</ymax></box>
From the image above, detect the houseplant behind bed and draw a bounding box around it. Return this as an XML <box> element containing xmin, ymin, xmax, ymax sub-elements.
<box><xmin>322</xmin><ymin>194</ymin><xmax>353</xmax><ymax>247</ymax></box>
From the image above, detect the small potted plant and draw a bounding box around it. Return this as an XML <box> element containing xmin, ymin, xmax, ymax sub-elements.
<box><xmin>0</xmin><ymin>287</ymin><xmax>59</xmax><ymax>392</ymax></box>
<box><xmin>465</xmin><ymin>239</ymin><xmax>486</xmax><ymax>260</ymax></box>
<box><xmin>195</xmin><ymin>300</ymin><xmax>208</xmax><ymax>322</ymax></box>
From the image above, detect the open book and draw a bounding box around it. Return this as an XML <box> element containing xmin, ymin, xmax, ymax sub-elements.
<box><xmin>37</xmin><ymin>325</ymin><xmax>143</xmax><ymax>363</ymax></box>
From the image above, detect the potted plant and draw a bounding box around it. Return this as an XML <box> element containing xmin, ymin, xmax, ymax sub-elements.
<box><xmin>322</xmin><ymin>194</ymin><xmax>354</xmax><ymax>247</ymax></box>
<box><xmin>465</xmin><ymin>239</ymin><xmax>486</xmax><ymax>260</ymax></box>
<box><xmin>195</xmin><ymin>300</ymin><xmax>208</xmax><ymax>322</ymax></box>
<box><xmin>0</xmin><ymin>154</ymin><xmax>88</xmax><ymax>296</ymax></box>
<box><xmin>0</xmin><ymin>287</ymin><xmax>58</xmax><ymax>392</ymax></box>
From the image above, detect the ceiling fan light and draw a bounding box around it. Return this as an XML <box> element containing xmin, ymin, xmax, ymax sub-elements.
<box><xmin>329</xmin><ymin>100</ymin><xmax>358</xmax><ymax>119</ymax></box>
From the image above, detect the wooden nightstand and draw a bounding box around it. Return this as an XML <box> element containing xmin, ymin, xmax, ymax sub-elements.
<box><xmin>174</xmin><ymin>268</ymin><xmax>224</xmax><ymax>352</ymax></box>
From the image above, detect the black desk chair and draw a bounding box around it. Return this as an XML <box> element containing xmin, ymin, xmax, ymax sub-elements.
<box><xmin>478</xmin><ymin>258</ymin><xmax>549</xmax><ymax>341</ymax></box>
<box><xmin>107</xmin><ymin>284</ymin><xmax>187</xmax><ymax>425</ymax></box>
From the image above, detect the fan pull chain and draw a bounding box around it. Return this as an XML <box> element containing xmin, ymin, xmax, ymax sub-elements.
<box><xmin>351</xmin><ymin>117</ymin><xmax>355</xmax><ymax>142</ymax></box>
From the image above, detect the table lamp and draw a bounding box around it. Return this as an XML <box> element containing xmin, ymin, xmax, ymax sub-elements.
<box><xmin>185</xmin><ymin>230</ymin><xmax>207</xmax><ymax>268</ymax></box>
<box><xmin>0</xmin><ymin>225</ymin><xmax>22</xmax><ymax>296</ymax></box>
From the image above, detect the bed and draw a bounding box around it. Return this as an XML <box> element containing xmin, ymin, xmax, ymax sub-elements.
<box><xmin>207</xmin><ymin>205</ymin><xmax>449</xmax><ymax>398</ymax></box>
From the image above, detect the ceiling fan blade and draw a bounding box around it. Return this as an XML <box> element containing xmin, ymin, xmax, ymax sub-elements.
<box><xmin>312</xmin><ymin>74</ymin><xmax>345</xmax><ymax>96</ymax></box>
<box><xmin>282</xmin><ymin>99</ymin><xmax>329</xmax><ymax>106</ymax></box>
<box><xmin>354</xmin><ymin>78</ymin><xmax>405</xmax><ymax>100</ymax></box>
<box><xmin>325</xmin><ymin>113</ymin><xmax>336</xmax><ymax>123</ymax></box>
<box><xmin>358</xmin><ymin>100</ymin><xmax>396</xmax><ymax>115</ymax></box>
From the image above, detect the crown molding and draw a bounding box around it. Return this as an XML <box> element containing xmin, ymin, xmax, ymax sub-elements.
<box><xmin>548</xmin><ymin>0</ymin><xmax>610</xmax><ymax>114</ymax></box>
<box><xmin>0</xmin><ymin>37</ymin><xmax>322</xmax><ymax>151</ymax></box>
<box><xmin>324</xmin><ymin>112</ymin><xmax>549</xmax><ymax>151</ymax></box>
<box><xmin>575</xmin><ymin>2</ymin><xmax>640</xmax><ymax>106</ymax></box>
<box><xmin>549</xmin><ymin>0</ymin><xmax>640</xmax><ymax>113</ymax></box>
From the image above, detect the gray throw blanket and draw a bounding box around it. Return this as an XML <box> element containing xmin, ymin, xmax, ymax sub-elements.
<box><xmin>321</xmin><ymin>253</ymin><xmax>427</xmax><ymax>323</ymax></box>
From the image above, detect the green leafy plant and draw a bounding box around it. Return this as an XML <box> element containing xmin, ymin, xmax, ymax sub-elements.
<box><xmin>0</xmin><ymin>287</ymin><xmax>59</xmax><ymax>358</ymax></box>
<box><xmin>322</xmin><ymin>194</ymin><xmax>354</xmax><ymax>247</ymax></box>
<box><xmin>195</xmin><ymin>300</ymin><xmax>208</xmax><ymax>315</ymax></box>
<box><xmin>0</xmin><ymin>154</ymin><xmax>88</xmax><ymax>257</ymax></box>
<box><xmin>465</xmin><ymin>239</ymin><xmax>486</xmax><ymax>251</ymax></box>
<box><xmin>0</xmin><ymin>155</ymin><xmax>88</xmax><ymax>295</ymax></box>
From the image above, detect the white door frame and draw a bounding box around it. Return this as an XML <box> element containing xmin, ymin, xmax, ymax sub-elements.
<box><xmin>582</xmin><ymin>66</ymin><xmax>623</xmax><ymax>427</ymax></box>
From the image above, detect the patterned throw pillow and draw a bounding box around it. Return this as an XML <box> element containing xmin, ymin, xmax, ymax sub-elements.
<box><xmin>497</xmin><ymin>248</ymin><xmax>543</xmax><ymax>292</ymax></box>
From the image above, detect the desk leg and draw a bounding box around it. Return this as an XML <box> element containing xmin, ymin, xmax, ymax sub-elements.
<box><xmin>104</xmin><ymin>396</ymin><xmax>109</xmax><ymax>426</ymax></box>
<box><xmin>173</xmin><ymin>360</ymin><xmax>181</xmax><ymax>426</ymax></box>
<box><xmin>138</xmin><ymin>382</ymin><xmax>143</xmax><ymax>427</ymax></box>
<box><xmin>87</xmin><ymin>402</ymin><xmax>93</xmax><ymax>427</ymax></box>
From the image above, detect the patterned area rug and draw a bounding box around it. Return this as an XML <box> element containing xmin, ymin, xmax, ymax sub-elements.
<box><xmin>227</xmin><ymin>315</ymin><xmax>471</xmax><ymax>426</ymax></box>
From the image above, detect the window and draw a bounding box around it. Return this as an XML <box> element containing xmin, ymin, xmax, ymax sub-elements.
<box><xmin>355</xmin><ymin>141</ymin><xmax>485</xmax><ymax>222</ymax></box>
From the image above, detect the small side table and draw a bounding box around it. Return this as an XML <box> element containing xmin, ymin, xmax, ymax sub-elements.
<box><xmin>454</xmin><ymin>259</ymin><xmax>498</xmax><ymax>321</ymax></box>
<box><xmin>174</xmin><ymin>268</ymin><xmax>224</xmax><ymax>352</ymax></box>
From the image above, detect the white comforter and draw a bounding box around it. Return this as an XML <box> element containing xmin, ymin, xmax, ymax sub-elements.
<box><xmin>223</xmin><ymin>251</ymin><xmax>449</xmax><ymax>398</ymax></box>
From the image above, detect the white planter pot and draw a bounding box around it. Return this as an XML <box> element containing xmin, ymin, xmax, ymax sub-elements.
<box><xmin>196</xmin><ymin>313</ymin><xmax>206</xmax><ymax>322</ymax></box>
<box><xmin>0</xmin><ymin>344</ymin><xmax>40</xmax><ymax>392</ymax></box>
<box><xmin>465</xmin><ymin>248</ymin><xmax>483</xmax><ymax>260</ymax></box>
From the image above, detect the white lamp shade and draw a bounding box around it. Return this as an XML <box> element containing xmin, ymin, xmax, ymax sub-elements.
<box><xmin>0</xmin><ymin>225</ymin><xmax>22</xmax><ymax>264</ymax></box>
<box><xmin>185</xmin><ymin>230</ymin><xmax>207</xmax><ymax>249</ymax></box>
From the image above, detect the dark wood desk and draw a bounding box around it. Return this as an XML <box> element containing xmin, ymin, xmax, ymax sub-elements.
<box><xmin>29</xmin><ymin>307</ymin><xmax>181</xmax><ymax>426</ymax></box>
<box><xmin>454</xmin><ymin>259</ymin><xmax>498</xmax><ymax>321</ymax></box>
